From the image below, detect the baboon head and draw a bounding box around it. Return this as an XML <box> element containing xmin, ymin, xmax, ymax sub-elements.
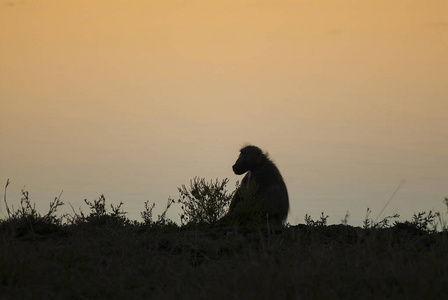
<box><xmin>232</xmin><ymin>145</ymin><xmax>265</xmax><ymax>175</ymax></box>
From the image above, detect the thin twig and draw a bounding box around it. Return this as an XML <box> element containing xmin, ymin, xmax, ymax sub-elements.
<box><xmin>3</xmin><ymin>179</ymin><xmax>11</xmax><ymax>218</ymax></box>
<box><xmin>375</xmin><ymin>180</ymin><xmax>405</xmax><ymax>222</ymax></box>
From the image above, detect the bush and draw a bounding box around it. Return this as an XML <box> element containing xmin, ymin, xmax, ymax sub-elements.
<box><xmin>362</xmin><ymin>207</ymin><xmax>400</xmax><ymax>229</ymax></box>
<box><xmin>178</xmin><ymin>177</ymin><xmax>233</xmax><ymax>225</ymax></box>
<box><xmin>69</xmin><ymin>194</ymin><xmax>131</xmax><ymax>227</ymax></box>
<box><xmin>305</xmin><ymin>212</ymin><xmax>329</xmax><ymax>228</ymax></box>
<box><xmin>1</xmin><ymin>179</ymin><xmax>64</xmax><ymax>237</ymax></box>
<box><xmin>141</xmin><ymin>198</ymin><xmax>177</xmax><ymax>228</ymax></box>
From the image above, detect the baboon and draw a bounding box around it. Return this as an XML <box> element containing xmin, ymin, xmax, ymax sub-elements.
<box><xmin>226</xmin><ymin>145</ymin><xmax>289</xmax><ymax>224</ymax></box>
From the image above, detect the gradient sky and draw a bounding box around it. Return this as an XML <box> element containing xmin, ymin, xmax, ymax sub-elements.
<box><xmin>1</xmin><ymin>0</ymin><xmax>447</xmax><ymax>225</ymax></box>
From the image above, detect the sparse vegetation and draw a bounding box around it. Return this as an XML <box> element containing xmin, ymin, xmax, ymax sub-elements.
<box><xmin>305</xmin><ymin>212</ymin><xmax>329</xmax><ymax>228</ymax></box>
<box><xmin>141</xmin><ymin>197</ymin><xmax>177</xmax><ymax>227</ymax></box>
<box><xmin>362</xmin><ymin>207</ymin><xmax>401</xmax><ymax>230</ymax></box>
<box><xmin>1</xmin><ymin>178</ymin><xmax>447</xmax><ymax>299</ymax></box>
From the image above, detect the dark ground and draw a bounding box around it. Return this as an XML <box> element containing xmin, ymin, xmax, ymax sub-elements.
<box><xmin>1</xmin><ymin>222</ymin><xmax>447</xmax><ymax>299</ymax></box>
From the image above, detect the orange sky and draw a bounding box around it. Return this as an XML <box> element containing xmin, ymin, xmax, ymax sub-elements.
<box><xmin>1</xmin><ymin>0</ymin><xmax>447</xmax><ymax>224</ymax></box>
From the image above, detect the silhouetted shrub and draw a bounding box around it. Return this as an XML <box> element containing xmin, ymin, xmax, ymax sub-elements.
<box><xmin>1</xmin><ymin>180</ymin><xmax>64</xmax><ymax>238</ymax></box>
<box><xmin>141</xmin><ymin>197</ymin><xmax>177</xmax><ymax>228</ymax></box>
<box><xmin>69</xmin><ymin>194</ymin><xmax>131</xmax><ymax>227</ymax></box>
<box><xmin>178</xmin><ymin>177</ymin><xmax>233</xmax><ymax>225</ymax></box>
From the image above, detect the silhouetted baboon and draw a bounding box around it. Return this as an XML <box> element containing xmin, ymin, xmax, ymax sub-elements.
<box><xmin>226</xmin><ymin>145</ymin><xmax>289</xmax><ymax>224</ymax></box>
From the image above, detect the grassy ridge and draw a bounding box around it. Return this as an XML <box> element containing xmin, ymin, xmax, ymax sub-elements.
<box><xmin>1</xmin><ymin>180</ymin><xmax>447</xmax><ymax>299</ymax></box>
<box><xmin>1</xmin><ymin>222</ymin><xmax>448</xmax><ymax>299</ymax></box>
